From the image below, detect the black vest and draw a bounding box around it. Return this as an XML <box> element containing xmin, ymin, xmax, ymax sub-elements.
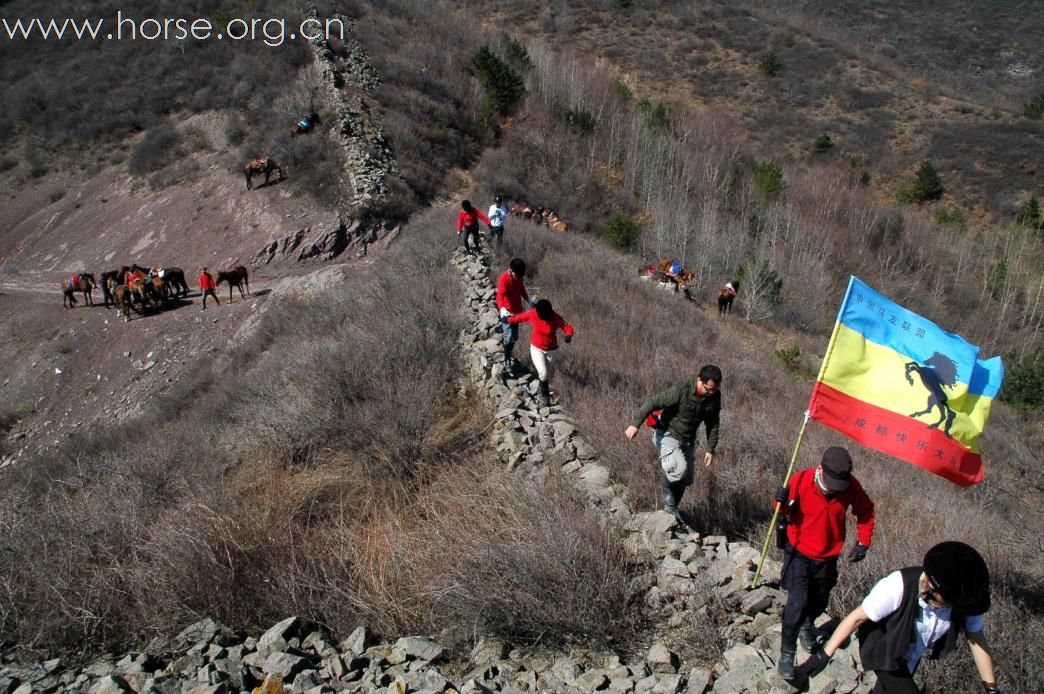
<box><xmin>859</xmin><ymin>566</ymin><xmax>965</xmax><ymax>672</ymax></box>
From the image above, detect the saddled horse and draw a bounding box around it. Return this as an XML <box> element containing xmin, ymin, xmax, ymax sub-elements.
<box><xmin>244</xmin><ymin>157</ymin><xmax>284</xmax><ymax>190</ymax></box>
<box><xmin>217</xmin><ymin>264</ymin><xmax>250</xmax><ymax>301</ymax></box>
<box><xmin>718</xmin><ymin>280</ymin><xmax>739</xmax><ymax>315</ymax></box>
<box><xmin>124</xmin><ymin>272</ymin><xmax>153</xmax><ymax>311</ymax></box>
<box><xmin>161</xmin><ymin>267</ymin><xmax>189</xmax><ymax>297</ymax></box>
<box><xmin>61</xmin><ymin>273</ymin><xmax>97</xmax><ymax>308</ymax></box>
<box><xmin>100</xmin><ymin>270</ymin><xmax>122</xmax><ymax>309</ymax></box>
<box><xmin>131</xmin><ymin>264</ymin><xmax>181</xmax><ymax>301</ymax></box>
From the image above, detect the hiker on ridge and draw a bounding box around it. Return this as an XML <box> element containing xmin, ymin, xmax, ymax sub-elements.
<box><xmin>457</xmin><ymin>199</ymin><xmax>491</xmax><ymax>254</ymax></box>
<box><xmin>624</xmin><ymin>365</ymin><xmax>723</xmax><ymax>527</ymax></box>
<box><xmin>797</xmin><ymin>541</ymin><xmax>999</xmax><ymax>694</ymax></box>
<box><xmin>488</xmin><ymin>195</ymin><xmax>509</xmax><ymax>251</ymax></box>
<box><xmin>774</xmin><ymin>446</ymin><xmax>875</xmax><ymax>680</ymax></box>
<box><xmin>496</xmin><ymin>258</ymin><xmax>535</xmax><ymax>376</ymax></box>
<box><xmin>504</xmin><ymin>298</ymin><xmax>574</xmax><ymax>408</ymax></box>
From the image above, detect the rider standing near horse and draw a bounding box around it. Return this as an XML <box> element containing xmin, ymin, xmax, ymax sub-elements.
<box><xmin>198</xmin><ymin>266</ymin><xmax>220</xmax><ymax>310</ymax></box>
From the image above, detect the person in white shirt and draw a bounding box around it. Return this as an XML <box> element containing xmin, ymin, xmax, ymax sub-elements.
<box><xmin>798</xmin><ymin>541</ymin><xmax>999</xmax><ymax>693</ymax></box>
<box><xmin>488</xmin><ymin>196</ymin><xmax>509</xmax><ymax>251</ymax></box>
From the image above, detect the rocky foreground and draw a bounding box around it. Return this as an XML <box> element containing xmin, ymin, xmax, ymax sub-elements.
<box><xmin>0</xmin><ymin>247</ymin><xmax>877</xmax><ymax>693</ymax></box>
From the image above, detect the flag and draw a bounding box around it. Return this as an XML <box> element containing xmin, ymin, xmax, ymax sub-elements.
<box><xmin>809</xmin><ymin>277</ymin><xmax>1004</xmax><ymax>486</ymax></box>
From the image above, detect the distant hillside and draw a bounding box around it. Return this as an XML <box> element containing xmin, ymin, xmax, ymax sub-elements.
<box><xmin>449</xmin><ymin>0</ymin><xmax>1044</xmax><ymax>222</ymax></box>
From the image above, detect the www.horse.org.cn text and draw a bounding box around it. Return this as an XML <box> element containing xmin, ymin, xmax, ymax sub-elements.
<box><xmin>1</xmin><ymin>13</ymin><xmax>347</xmax><ymax>47</ymax></box>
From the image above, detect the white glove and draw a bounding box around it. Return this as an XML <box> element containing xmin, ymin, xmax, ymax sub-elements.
<box><xmin>499</xmin><ymin>307</ymin><xmax>509</xmax><ymax>318</ymax></box>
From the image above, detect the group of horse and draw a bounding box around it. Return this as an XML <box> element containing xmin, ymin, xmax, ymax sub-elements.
<box><xmin>61</xmin><ymin>264</ymin><xmax>249</xmax><ymax>322</ymax></box>
<box><xmin>638</xmin><ymin>259</ymin><xmax>740</xmax><ymax>313</ymax></box>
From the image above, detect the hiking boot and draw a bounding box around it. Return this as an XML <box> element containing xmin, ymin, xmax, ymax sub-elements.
<box><xmin>778</xmin><ymin>626</ymin><xmax>799</xmax><ymax>680</ymax></box>
<box><xmin>537</xmin><ymin>380</ymin><xmax>550</xmax><ymax>407</ymax></box>
<box><xmin>800</xmin><ymin>619</ymin><xmax>823</xmax><ymax>653</ymax></box>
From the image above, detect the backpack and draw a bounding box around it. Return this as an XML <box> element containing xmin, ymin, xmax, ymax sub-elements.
<box><xmin>645</xmin><ymin>409</ymin><xmax>667</xmax><ymax>429</ymax></box>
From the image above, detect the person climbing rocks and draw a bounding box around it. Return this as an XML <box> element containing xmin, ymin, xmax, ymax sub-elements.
<box><xmin>504</xmin><ymin>298</ymin><xmax>574</xmax><ymax>407</ymax></box>
<box><xmin>624</xmin><ymin>365</ymin><xmax>723</xmax><ymax>527</ymax></box>
<box><xmin>496</xmin><ymin>257</ymin><xmax>535</xmax><ymax>376</ymax></box>
<box><xmin>797</xmin><ymin>541</ymin><xmax>999</xmax><ymax>694</ymax></box>
<box><xmin>488</xmin><ymin>195</ymin><xmax>509</xmax><ymax>251</ymax></box>
<box><xmin>457</xmin><ymin>199</ymin><xmax>491</xmax><ymax>254</ymax></box>
<box><xmin>198</xmin><ymin>266</ymin><xmax>219</xmax><ymax>310</ymax></box>
<box><xmin>774</xmin><ymin>446</ymin><xmax>876</xmax><ymax>680</ymax></box>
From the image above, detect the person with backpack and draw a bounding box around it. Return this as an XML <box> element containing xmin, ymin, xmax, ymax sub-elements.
<box><xmin>457</xmin><ymin>199</ymin><xmax>491</xmax><ymax>254</ymax></box>
<box><xmin>198</xmin><ymin>266</ymin><xmax>220</xmax><ymax>310</ymax></box>
<box><xmin>504</xmin><ymin>299</ymin><xmax>574</xmax><ymax>407</ymax></box>
<box><xmin>773</xmin><ymin>446</ymin><xmax>876</xmax><ymax>680</ymax></box>
<box><xmin>488</xmin><ymin>195</ymin><xmax>509</xmax><ymax>251</ymax></box>
<box><xmin>496</xmin><ymin>258</ymin><xmax>535</xmax><ymax>376</ymax></box>
<box><xmin>797</xmin><ymin>541</ymin><xmax>999</xmax><ymax>694</ymax></box>
<box><xmin>623</xmin><ymin>365</ymin><xmax>723</xmax><ymax>526</ymax></box>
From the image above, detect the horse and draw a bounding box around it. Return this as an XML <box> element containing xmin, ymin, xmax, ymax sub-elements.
<box><xmin>718</xmin><ymin>280</ymin><xmax>739</xmax><ymax>315</ymax></box>
<box><xmin>112</xmin><ymin>285</ymin><xmax>134</xmax><ymax>321</ymax></box>
<box><xmin>216</xmin><ymin>265</ymin><xmax>250</xmax><ymax>301</ymax></box>
<box><xmin>244</xmin><ymin>157</ymin><xmax>284</xmax><ymax>190</ymax></box>
<box><xmin>61</xmin><ymin>273</ymin><xmax>96</xmax><ymax>308</ymax></box>
<box><xmin>125</xmin><ymin>273</ymin><xmax>152</xmax><ymax>311</ymax></box>
<box><xmin>161</xmin><ymin>267</ymin><xmax>190</xmax><ymax>298</ymax></box>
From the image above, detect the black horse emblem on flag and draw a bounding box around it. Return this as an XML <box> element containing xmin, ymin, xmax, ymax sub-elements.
<box><xmin>905</xmin><ymin>351</ymin><xmax>959</xmax><ymax>436</ymax></box>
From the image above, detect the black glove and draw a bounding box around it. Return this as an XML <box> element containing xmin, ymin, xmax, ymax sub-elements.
<box><xmin>499</xmin><ymin>314</ymin><xmax>509</xmax><ymax>324</ymax></box>
<box><xmin>847</xmin><ymin>543</ymin><xmax>868</xmax><ymax>563</ymax></box>
<box><xmin>798</xmin><ymin>649</ymin><xmax>830</xmax><ymax>680</ymax></box>
<box><xmin>564</xmin><ymin>335</ymin><xmax>572</xmax><ymax>343</ymax></box>
<box><xmin>774</xmin><ymin>485</ymin><xmax>789</xmax><ymax>504</ymax></box>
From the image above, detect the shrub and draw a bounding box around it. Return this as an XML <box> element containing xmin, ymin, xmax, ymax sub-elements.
<box><xmin>638</xmin><ymin>99</ymin><xmax>671</xmax><ymax>132</ymax></box>
<box><xmin>470</xmin><ymin>45</ymin><xmax>526</xmax><ymax>117</ymax></box>
<box><xmin>811</xmin><ymin>133</ymin><xmax>833</xmax><ymax>154</ymax></box>
<box><xmin>896</xmin><ymin>160</ymin><xmax>943</xmax><ymax>203</ymax></box>
<box><xmin>736</xmin><ymin>258</ymin><xmax>783</xmax><ymax>321</ymax></box>
<box><xmin>775</xmin><ymin>344</ymin><xmax>801</xmax><ymax>371</ymax></box>
<box><xmin>845</xmin><ymin>155</ymin><xmax>871</xmax><ymax>186</ymax></box>
<box><xmin>554</xmin><ymin>104</ymin><xmax>598</xmax><ymax>136</ymax></box>
<box><xmin>1023</xmin><ymin>91</ymin><xmax>1044</xmax><ymax>119</ymax></box>
<box><xmin>500</xmin><ymin>33</ymin><xmax>533</xmax><ymax>74</ymax></box>
<box><xmin>750</xmin><ymin>161</ymin><xmax>784</xmax><ymax>201</ymax></box>
<box><xmin>605</xmin><ymin>214</ymin><xmax>640</xmax><ymax>249</ymax></box>
<box><xmin>128</xmin><ymin>123</ymin><xmax>181</xmax><ymax>177</ymax></box>
<box><xmin>759</xmin><ymin>52</ymin><xmax>782</xmax><ymax>76</ymax></box>
<box><xmin>933</xmin><ymin>206</ymin><xmax>964</xmax><ymax>227</ymax></box>
<box><xmin>1014</xmin><ymin>195</ymin><xmax>1042</xmax><ymax>233</ymax></box>
<box><xmin>612</xmin><ymin>78</ymin><xmax>634</xmax><ymax>102</ymax></box>
<box><xmin>1001</xmin><ymin>349</ymin><xmax>1044</xmax><ymax>410</ymax></box>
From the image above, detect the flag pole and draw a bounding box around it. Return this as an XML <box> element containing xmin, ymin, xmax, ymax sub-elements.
<box><xmin>752</xmin><ymin>409</ymin><xmax>810</xmax><ymax>588</ymax></box>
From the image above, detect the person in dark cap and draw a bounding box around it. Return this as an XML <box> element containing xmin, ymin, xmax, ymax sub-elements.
<box><xmin>798</xmin><ymin>541</ymin><xmax>999</xmax><ymax>693</ymax></box>
<box><xmin>773</xmin><ymin>446</ymin><xmax>876</xmax><ymax>679</ymax></box>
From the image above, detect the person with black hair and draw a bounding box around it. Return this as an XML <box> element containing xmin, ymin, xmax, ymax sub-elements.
<box><xmin>496</xmin><ymin>258</ymin><xmax>535</xmax><ymax>375</ymax></box>
<box><xmin>488</xmin><ymin>195</ymin><xmax>509</xmax><ymax>251</ymax></box>
<box><xmin>774</xmin><ymin>447</ymin><xmax>876</xmax><ymax>679</ymax></box>
<box><xmin>798</xmin><ymin>541</ymin><xmax>999</xmax><ymax>694</ymax></box>
<box><xmin>457</xmin><ymin>199</ymin><xmax>491</xmax><ymax>254</ymax></box>
<box><xmin>504</xmin><ymin>298</ymin><xmax>574</xmax><ymax>407</ymax></box>
<box><xmin>624</xmin><ymin>365</ymin><xmax>723</xmax><ymax>526</ymax></box>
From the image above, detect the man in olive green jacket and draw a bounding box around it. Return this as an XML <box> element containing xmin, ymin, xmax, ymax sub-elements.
<box><xmin>624</xmin><ymin>364</ymin><xmax>723</xmax><ymax>524</ymax></box>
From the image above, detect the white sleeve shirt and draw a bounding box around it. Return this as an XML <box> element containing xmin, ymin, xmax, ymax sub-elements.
<box><xmin>861</xmin><ymin>571</ymin><xmax>984</xmax><ymax>673</ymax></box>
<box><xmin>489</xmin><ymin>204</ymin><xmax>507</xmax><ymax>227</ymax></box>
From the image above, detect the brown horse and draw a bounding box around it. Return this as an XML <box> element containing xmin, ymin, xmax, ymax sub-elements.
<box><xmin>244</xmin><ymin>157</ymin><xmax>284</xmax><ymax>190</ymax></box>
<box><xmin>112</xmin><ymin>285</ymin><xmax>134</xmax><ymax>321</ymax></box>
<box><xmin>125</xmin><ymin>273</ymin><xmax>152</xmax><ymax>311</ymax></box>
<box><xmin>61</xmin><ymin>273</ymin><xmax>96</xmax><ymax>308</ymax></box>
<box><xmin>217</xmin><ymin>265</ymin><xmax>250</xmax><ymax>301</ymax></box>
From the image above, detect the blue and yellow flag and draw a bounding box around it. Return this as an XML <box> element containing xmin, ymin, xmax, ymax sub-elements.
<box><xmin>809</xmin><ymin>277</ymin><xmax>1004</xmax><ymax>486</ymax></box>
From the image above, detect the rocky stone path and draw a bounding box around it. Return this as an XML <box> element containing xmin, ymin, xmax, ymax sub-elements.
<box><xmin>0</xmin><ymin>249</ymin><xmax>875</xmax><ymax>693</ymax></box>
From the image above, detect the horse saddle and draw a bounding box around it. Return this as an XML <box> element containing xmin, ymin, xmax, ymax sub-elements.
<box><xmin>66</xmin><ymin>275</ymin><xmax>79</xmax><ymax>287</ymax></box>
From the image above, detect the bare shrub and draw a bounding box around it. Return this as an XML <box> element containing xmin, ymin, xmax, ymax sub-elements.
<box><xmin>128</xmin><ymin>123</ymin><xmax>181</xmax><ymax>177</ymax></box>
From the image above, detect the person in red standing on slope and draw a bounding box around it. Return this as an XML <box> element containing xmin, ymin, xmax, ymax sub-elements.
<box><xmin>496</xmin><ymin>258</ymin><xmax>536</xmax><ymax>376</ymax></box>
<box><xmin>505</xmin><ymin>299</ymin><xmax>574</xmax><ymax>407</ymax></box>
<box><xmin>774</xmin><ymin>446</ymin><xmax>876</xmax><ymax>680</ymax></box>
<box><xmin>198</xmin><ymin>266</ymin><xmax>220</xmax><ymax>310</ymax></box>
<box><xmin>457</xmin><ymin>199</ymin><xmax>491</xmax><ymax>254</ymax></box>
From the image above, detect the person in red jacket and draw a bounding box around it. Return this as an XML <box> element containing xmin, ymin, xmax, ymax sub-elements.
<box><xmin>457</xmin><ymin>199</ymin><xmax>491</xmax><ymax>254</ymax></box>
<box><xmin>505</xmin><ymin>299</ymin><xmax>574</xmax><ymax>407</ymax></box>
<box><xmin>496</xmin><ymin>258</ymin><xmax>535</xmax><ymax>375</ymax></box>
<box><xmin>774</xmin><ymin>446</ymin><xmax>876</xmax><ymax>680</ymax></box>
<box><xmin>198</xmin><ymin>266</ymin><xmax>220</xmax><ymax>310</ymax></box>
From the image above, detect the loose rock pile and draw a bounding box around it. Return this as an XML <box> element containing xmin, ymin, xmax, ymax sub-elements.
<box><xmin>0</xmin><ymin>246</ymin><xmax>875</xmax><ymax>693</ymax></box>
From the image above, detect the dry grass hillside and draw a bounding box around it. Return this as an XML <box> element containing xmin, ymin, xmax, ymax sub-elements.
<box><xmin>0</xmin><ymin>0</ymin><xmax>1042</xmax><ymax>692</ymax></box>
